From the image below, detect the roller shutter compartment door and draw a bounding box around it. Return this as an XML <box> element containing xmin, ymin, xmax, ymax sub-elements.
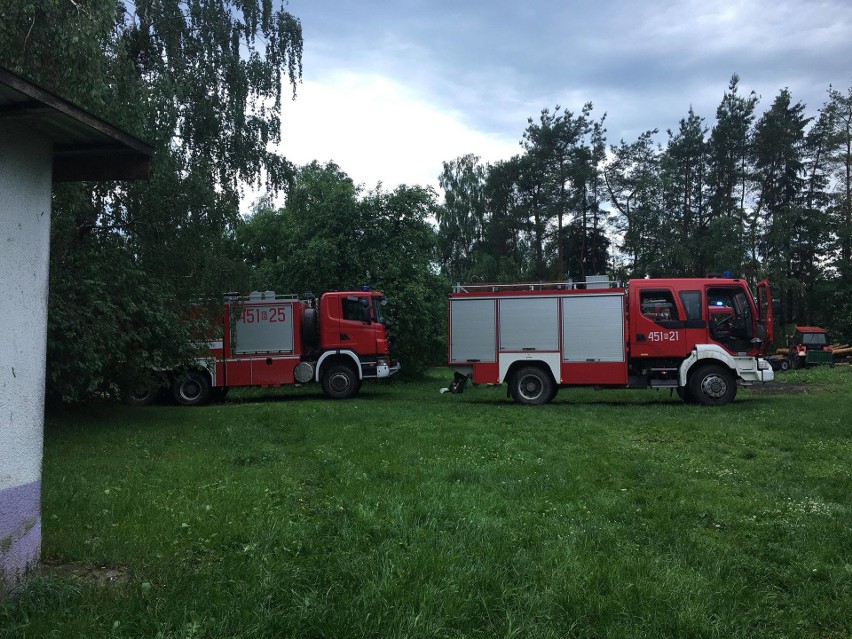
<box><xmin>499</xmin><ymin>297</ymin><xmax>559</xmax><ymax>352</ymax></box>
<box><xmin>562</xmin><ymin>294</ymin><xmax>624</xmax><ymax>362</ymax></box>
<box><xmin>450</xmin><ymin>299</ymin><xmax>497</xmax><ymax>363</ymax></box>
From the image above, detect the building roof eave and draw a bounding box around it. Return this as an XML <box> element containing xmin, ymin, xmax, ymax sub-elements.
<box><xmin>0</xmin><ymin>67</ymin><xmax>154</xmax><ymax>182</ymax></box>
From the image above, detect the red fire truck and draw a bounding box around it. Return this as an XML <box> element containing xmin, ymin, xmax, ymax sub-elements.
<box><xmin>132</xmin><ymin>289</ymin><xmax>399</xmax><ymax>405</ymax></box>
<box><xmin>442</xmin><ymin>276</ymin><xmax>774</xmax><ymax>406</ymax></box>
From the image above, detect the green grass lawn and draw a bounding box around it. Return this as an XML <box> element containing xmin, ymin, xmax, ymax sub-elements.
<box><xmin>2</xmin><ymin>367</ymin><xmax>851</xmax><ymax>638</ymax></box>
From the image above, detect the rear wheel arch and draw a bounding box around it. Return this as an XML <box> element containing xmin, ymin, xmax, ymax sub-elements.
<box><xmin>503</xmin><ymin>360</ymin><xmax>557</xmax><ymax>386</ymax></box>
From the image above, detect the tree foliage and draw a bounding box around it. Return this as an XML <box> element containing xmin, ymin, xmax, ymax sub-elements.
<box><xmin>0</xmin><ymin>0</ymin><xmax>302</xmax><ymax>401</ymax></box>
<box><xmin>436</xmin><ymin>154</ymin><xmax>487</xmax><ymax>283</ymax></box>
<box><xmin>238</xmin><ymin>162</ymin><xmax>448</xmax><ymax>375</ymax></box>
<box><xmin>436</xmin><ymin>105</ymin><xmax>609</xmax><ymax>284</ymax></box>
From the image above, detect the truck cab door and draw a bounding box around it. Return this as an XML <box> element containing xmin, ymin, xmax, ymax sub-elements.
<box><xmin>756</xmin><ymin>279</ymin><xmax>773</xmax><ymax>355</ymax></box>
<box><xmin>706</xmin><ymin>285</ymin><xmax>756</xmax><ymax>355</ymax></box>
<box><xmin>336</xmin><ymin>295</ymin><xmax>378</xmax><ymax>356</ymax></box>
<box><xmin>629</xmin><ymin>287</ymin><xmax>689</xmax><ymax>358</ymax></box>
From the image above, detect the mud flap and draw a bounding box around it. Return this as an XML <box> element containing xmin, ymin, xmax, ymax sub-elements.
<box><xmin>440</xmin><ymin>371</ymin><xmax>469</xmax><ymax>394</ymax></box>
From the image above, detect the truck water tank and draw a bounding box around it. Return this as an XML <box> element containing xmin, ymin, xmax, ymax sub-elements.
<box><xmin>586</xmin><ymin>275</ymin><xmax>610</xmax><ymax>289</ymax></box>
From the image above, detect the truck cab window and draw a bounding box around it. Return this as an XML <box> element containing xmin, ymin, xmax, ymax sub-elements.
<box><xmin>640</xmin><ymin>290</ymin><xmax>680</xmax><ymax>324</ymax></box>
<box><xmin>373</xmin><ymin>297</ymin><xmax>386</xmax><ymax>325</ymax></box>
<box><xmin>678</xmin><ymin>291</ymin><xmax>702</xmax><ymax>321</ymax></box>
<box><xmin>342</xmin><ymin>297</ymin><xmax>369</xmax><ymax>322</ymax></box>
<box><xmin>707</xmin><ymin>287</ymin><xmax>753</xmax><ymax>351</ymax></box>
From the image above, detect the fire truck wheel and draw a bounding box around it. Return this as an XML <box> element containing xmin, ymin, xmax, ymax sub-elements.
<box><xmin>123</xmin><ymin>384</ymin><xmax>158</xmax><ymax>406</ymax></box>
<box><xmin>688</xmin><ymin>365</ymin><xmax>737</xmax><ymax>406</ymax></box>
<box><xmin>321</xmin><ymin>363</ymin><xmax>359</xmax><ymax>400</ymax></box>
<box><xmin>172</xmin><ymin>371</ymin><xmax>212</xmax><ymax>406</ymax></box>
<box><xmin>676</xmin><ymin>386</ymin><xmax>696</xmax><ymax>404</ymax></box>
<box><xmin>779</xmin><ymin>359</ymin><xmax>790</xmax><ymax>371</ymax></box>
<box><xmin>509</xmin><ymin>366</ymin><xmax>554</xmax><ymax>405</ymax></box>
<box><xmin>123</xmin><ymin>374</ymin><xmax>167</xmax><ymax>406</ymax></box>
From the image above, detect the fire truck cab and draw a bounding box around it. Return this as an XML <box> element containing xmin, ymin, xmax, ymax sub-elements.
<box><xmin>444</xmin><ymin>276</ymin><xmax>774</xmax><ymax>406</ymax></box>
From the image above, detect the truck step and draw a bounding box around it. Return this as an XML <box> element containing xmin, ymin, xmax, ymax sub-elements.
<box><xmin>650</xmin><ymin>380</ymin><xmax>679</xmax><ymax>388</ymax></box>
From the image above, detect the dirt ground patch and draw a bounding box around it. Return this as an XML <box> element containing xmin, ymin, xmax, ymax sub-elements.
<box><xmin>746</xmin><ymin>381</ymin><xmax>813</xmax><ymax>395</ymax></box>
<box><xmin>42</xmin><ymin>562</ymin><xmax>129</xmax><ymax>587</ymax></box>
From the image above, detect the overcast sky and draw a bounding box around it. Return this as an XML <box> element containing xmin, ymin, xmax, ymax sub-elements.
<box><xmin>276</xmin><ymin>0</ymin><xmax>851</xmax><ymax>194</ymax></box>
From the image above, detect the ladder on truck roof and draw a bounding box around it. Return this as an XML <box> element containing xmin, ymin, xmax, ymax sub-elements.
<box><xmin>453</xmin><ymin>275</ymin><xmax>620</xmax><ymax>294</ymax></box>
<box><xmin>224</xmin><ymin>291</ymin><xmax>301</xmax><ymax>302</ymax></box>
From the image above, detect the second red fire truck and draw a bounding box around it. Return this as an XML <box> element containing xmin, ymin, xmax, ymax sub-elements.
<box><xmin>443</xmin><ymin>276</ymin><xmax>774</xmax><ymax>406</ymax></box>
<box><xmin>131</xmin><ymin>289</ymin><xmax>400</xmax><ymax>405</ymax></box>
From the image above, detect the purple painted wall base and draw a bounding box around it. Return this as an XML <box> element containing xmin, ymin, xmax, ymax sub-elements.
<box><xmin>0</xmin><ymin>480</ymin><xmax>41</xmax><ymax>591</ymax></box>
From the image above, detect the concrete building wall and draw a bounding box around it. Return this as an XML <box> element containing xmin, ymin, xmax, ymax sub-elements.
<box><xmin>0</xmin><ymin>121</ymin><xmax>52</xmax><ymax>590</ymax></box>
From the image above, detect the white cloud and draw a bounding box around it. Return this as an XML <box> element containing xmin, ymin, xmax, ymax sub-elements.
<box><xmin>249</xmin><ymin>0</ymin><xmax>852</xmax><ymax>214</ymax></box>
<box><xmin>277</xmin><ymin>71</ymin><xmax>519</xmax><ymax>191</ymax></box>
<box><xmin>634</xmin><ymin>0</ymin><xmax>847</xmax><ymax>58</ymax></box>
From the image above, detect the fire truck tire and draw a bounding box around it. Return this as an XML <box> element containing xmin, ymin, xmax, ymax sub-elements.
<box><xmin>123</xmin><ymin>373</ymin><xmax>167</xmax><ymax>406</ymax></box>
<box><xmin>779</xmin><ymin>358</ymin><xmax>790</xmax><ymax>371</ymax></box>
<box><xmin>676</xmin><ymin>386</ymin><xmax>696</xmax><ymax>404</ymax></box>
<box><xmin>172</xmin><ymin>371</ymin><xmax>212</xmax><ymax>406</ymax></box>
<box><xmin>321</xmin><ymin>363</ymin><xmax>359</xmax><ymax>400</ymax></box>
<box><xmin>688</xmin><ymin>364</ymin><xmax>737</xmax><ymax>406</ymax></box>
<box><xmin>123</xmin><ymin>384</ymin><xmax>159</xmax><ymax>406</ymax></box>
<box><xmin>509</xmin><ymin>366</ymin><xmax>554</xmax><ymax>405</ymax></box>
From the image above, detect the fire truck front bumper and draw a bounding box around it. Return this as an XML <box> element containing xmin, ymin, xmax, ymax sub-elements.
<box><xmin>739</xmin><ymin>358</ymin><xmax>775</xmax><ymax>384</ymax></box>
<box><xmin>377</xmin><ymin>360</ymin><xmax>401</xmax><ymax>378</ymax></box>
<box><xmin>756</xmin><ymin>358</ymin><xmax>775</xmax><ymax>382</ymax></box>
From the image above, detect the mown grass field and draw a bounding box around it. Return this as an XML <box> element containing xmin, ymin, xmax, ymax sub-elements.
<box><xmin>2</xmin><ymin>367</ymin><xmax>851</xmax><ymax>638</ymax></box>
